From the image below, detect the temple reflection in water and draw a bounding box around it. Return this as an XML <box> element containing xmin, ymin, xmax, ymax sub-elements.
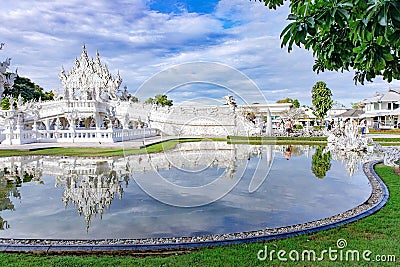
<box><xmin>0</xmin><ymin>142</ymin><xmax>275</xmax><ymax>231</ymax></box>
<box><xmin>0</xmin><ymin>142</ymin><xmax>376</xmax><ymax>239</ymax></box>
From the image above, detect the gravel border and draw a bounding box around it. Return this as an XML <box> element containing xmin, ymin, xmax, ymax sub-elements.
<box><xmin>0</xmin><ymin>160</ymin><xmax>389</xmax><ymax>253</ymax></box>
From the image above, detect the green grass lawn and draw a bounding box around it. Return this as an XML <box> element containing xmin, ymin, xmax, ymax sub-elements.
<box><xmin>0</xmin><ymin>138</ymin><xmax>207</xmax><ymax>157</ymax></box>
<box><xmin>0</xmin><ymin>164</ymin><xmax>398</xmax><ymax>266</ymax></box>
<box><xmin>369</xmin><ymin>129</ymin><xmax>400</xmax><ymax>135</ymax></box>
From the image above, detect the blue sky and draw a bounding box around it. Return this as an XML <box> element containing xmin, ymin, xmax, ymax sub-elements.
<box><xmin>1</xmin><ymin>0</ymin><xmax>400</xmax><ymax>106</ymax></box>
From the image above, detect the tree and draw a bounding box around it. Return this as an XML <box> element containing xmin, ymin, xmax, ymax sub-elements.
<box><xmin>1</xmin><ymin>97</ymin><xmax>10</xmax><ymax>110</ymax></box>
<box><xmin>2</xmin><ymin>76</ymin><xmax>53</xmax><ymax>102</ymax></box>
<box><xmin>351</xmin><ymin>102</ymin><xmax>360</xmax><ymax>109</ymax></box>
<box><xmin>145</xmin><ymin>94</ymin><xmax>173</xmax><ymax>107</ymax></box>
<box><xmin>292</xmin><ymin>99</ymin><xmax>300</xmax><ymax>108</ymax></box>
<box><xmin>282</xmin><ymin>107</ymin><xmax>305</xmax><ymax>120</ymax></box>
<box><xmin>258</xmin><ymin>0</ymin><xmax>400</xmax><ymax>84</ymax></box>
<box><xmin>276</xmin><ymin>97</ymin><xmax>300</xmax><ymax>107</ymax></box>
<box><xmin>333</xmin><ymin>100</ymin><xmax>346</xmax><ymax>108</ymax></box>
<box><xmin>311</xmin><ymin>81</ymin><xmax>333</xmax><ymax>121</ymax></box>
<box><xmin>276</xmin><ymin>97</ymin><xmax>292</xmax><ymax>103</ymax></box>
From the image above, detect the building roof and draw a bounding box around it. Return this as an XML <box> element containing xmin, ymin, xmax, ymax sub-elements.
<box><xmin>334</xmin><ymin>109</ymin><xmax>364</xmax><ymax>118</ymax></box>
<box><xmin>362</xmin><ymin>88</ymin><xmax>400</xmax><ymax>103</ymax></box>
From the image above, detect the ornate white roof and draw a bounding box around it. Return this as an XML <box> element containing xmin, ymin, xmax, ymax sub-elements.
<box><xmin>59</xmin><ymin>44</ymin><xmax>122</xmax><ymax>101</ymax></box>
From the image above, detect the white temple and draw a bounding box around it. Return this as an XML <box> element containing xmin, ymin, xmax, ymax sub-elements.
<box><xmin>0</xmin><ymin>45</ymin><xmax>157</xmax><ymax>144</ymax></box>
<box><xmin>0</xmin><ymin>45</ymin><xmax>272</xmax><ymax>145</ymax></box>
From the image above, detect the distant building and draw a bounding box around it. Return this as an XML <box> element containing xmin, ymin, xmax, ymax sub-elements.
<box><xmin>360</xmin><ymin>88</ymin><xmax>400</xmax><ymax>129</ymax></box>
<box><xmin>334</xmin><ymin>109</ymin><xmax>364</xmax><ymax>121</ymax></box>
<box><xmin>240</xmin><ymin>103</ymin><xmax>293</xmax><ymax>119</ymax></box>
<box><xmin>326</xmin><ymin>106</ymin><xmax>349</xmax><ymax>119</ymax></box>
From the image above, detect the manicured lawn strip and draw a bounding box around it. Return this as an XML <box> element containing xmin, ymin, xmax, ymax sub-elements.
<box><xmin>369</xmin><ymin>130</ymin><xmax>400</xmax><ymax>134</ymax></box>
<box><xmin>379</xmin><ymin>143</ymin><xmax>400</xmax><ymax>146</ymax></box>
<box><xmin>0</xmin><ymin>138</ymin><xmax>206</xmax><ymax>157</ymax></box>
<box><xmin>0</xmin><ymin>164</ymin><xmax>398</xmax><ymax>266</ymax></box>
<box><xmin>372</xmin><ymin>138</ymin><xmax>400</xmax><ymax>142</ymax></box>
<box><xmin>142</xmin><ymin>138</ymin><xmax>205</xmax><ymax>154</ymax></box>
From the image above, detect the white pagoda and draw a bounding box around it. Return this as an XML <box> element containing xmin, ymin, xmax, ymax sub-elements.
<box><xmin>0</xmin><ymin>45</ymin><xmax>157</xmax><ymax>145</ymax></box>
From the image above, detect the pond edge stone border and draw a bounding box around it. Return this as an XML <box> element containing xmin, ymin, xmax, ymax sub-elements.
<box><xmin>0</xmin><ymin>160</ymin><xmax>389</xmax><ymax>253</ymax></box>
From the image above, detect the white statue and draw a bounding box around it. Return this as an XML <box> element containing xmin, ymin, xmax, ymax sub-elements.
<box><xmin>0</xmin><ymin>58</ymin><xmax>11</xmax><ymax>73</ymax></box>
<box><xmin>223</xmin><ymin>95</ymin><xmax>237</xmax><ymax>108</ymax></box>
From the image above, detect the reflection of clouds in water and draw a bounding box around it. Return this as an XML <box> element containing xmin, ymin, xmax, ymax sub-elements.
<box><xmin>0</xmin><ymin>142</ymin><xmax>273</xmax><ymax>232</ymax></box>
<box><xmin>131</xmin><ymin>142</ymin><xmax>272</xmax><ymax>207</ymax></box>
<box><xmin>0</xmin><ymin>144</ymin><xmax>373</xmax><ymax>239</ymax></box>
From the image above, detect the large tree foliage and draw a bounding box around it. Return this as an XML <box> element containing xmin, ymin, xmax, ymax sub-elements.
<box><xmin>259</xmin><ymin>0</ymin><xmax>400</xmax><ymax>84</ymax></box>
<box><xmin>145</xmin><ymin>94</ymin><xmax>173</xmax><ymax>107</ymax></box>
<box><xmin>3</xmin><ymin>76</ymin><xmax>53</xmax><ymax>102</ymax></box>
<box><xmin>311</xmin><ymin>81</ymin><xmax>333</xmax><ymax>121</ymax></box>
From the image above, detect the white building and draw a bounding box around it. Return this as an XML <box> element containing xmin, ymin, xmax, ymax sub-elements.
<box><xmin>360</xmin><ymin>88</ymin><xmax>400</xmax><ymax>129</ymax></box>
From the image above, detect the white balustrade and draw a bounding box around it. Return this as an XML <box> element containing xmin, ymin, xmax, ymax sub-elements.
<box><xmin>1</xmin><ymin>127</ymin><xmax>157</xmax><ymax>144</ymax></box>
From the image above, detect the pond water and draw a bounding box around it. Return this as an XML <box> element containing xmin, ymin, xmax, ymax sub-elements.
<box><xmin>0</xmin><ymin>142</ymin><xmax>372</xmax><ymax>239</ymax></box>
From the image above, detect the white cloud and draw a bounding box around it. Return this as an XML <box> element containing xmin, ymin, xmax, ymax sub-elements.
<box><xmin>1</xmin><ymin>0</ymin><xmax>400</xmax><ymax>107</ymax></box>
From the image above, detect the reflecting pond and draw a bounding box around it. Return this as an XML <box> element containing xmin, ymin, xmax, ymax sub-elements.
<box><xmin>0</xmin><ymin>142</ymin><xmax>373</xmax><ymax>239</ymax></box>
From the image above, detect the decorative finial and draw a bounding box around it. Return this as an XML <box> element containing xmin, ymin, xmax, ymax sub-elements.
<box><xmin>81</xmin><ymin>43</ymin><xmax>88</xmax><ymax>59</ymax></box>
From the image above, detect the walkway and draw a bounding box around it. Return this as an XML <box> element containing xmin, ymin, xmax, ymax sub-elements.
<box><xmin>0</xmin><ymin>135</ymin><xmax>178</xmax><ymax>151</ymax></box>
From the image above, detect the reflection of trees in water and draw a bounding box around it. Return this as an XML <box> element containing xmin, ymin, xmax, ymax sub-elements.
<box><xmin>0</xmin><ymin>166</ymin><xmax>42</xmax><ymax>230</ymax></box>
<box><xmin>0</xmin><ymin>176</ymin><xmax>19</xmax><ymax>230</ymax></box>
<box><xmin>311</xmin><ymin>146</ymin><xmax>332</xmax><ymax>179</ymax></box>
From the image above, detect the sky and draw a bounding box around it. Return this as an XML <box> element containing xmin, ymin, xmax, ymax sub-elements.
<box><xmin>1</xmin><ymin>0</ymin><xmax>400</xmax><ymax>107</ymax></box>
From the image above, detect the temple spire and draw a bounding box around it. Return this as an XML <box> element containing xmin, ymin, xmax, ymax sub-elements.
<box><xmin>81</xmin><ymin>43</ymin><xmax>88</xmax><ymax>60</ymax></box>
<box><xmin>59</xmin><ymin>45</ymin><xmax>121</xmax><ymax>101</ymax></box>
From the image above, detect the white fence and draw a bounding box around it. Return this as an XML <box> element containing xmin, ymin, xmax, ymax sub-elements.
<box><xmin>1</xmin><ymin>128</ymin><xmax>158</xmax><ymax>145</ymax></box>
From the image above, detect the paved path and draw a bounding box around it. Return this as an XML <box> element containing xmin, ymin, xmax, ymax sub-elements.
<box><xmin>366</xmin><ymin>134</ymin><xmax>400</xmax><ymax>138</ymax></box>
<box><xmin>0</xmin><ymin>135</ymin><xmax>179</xmax><ymax>151</ymax></box>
